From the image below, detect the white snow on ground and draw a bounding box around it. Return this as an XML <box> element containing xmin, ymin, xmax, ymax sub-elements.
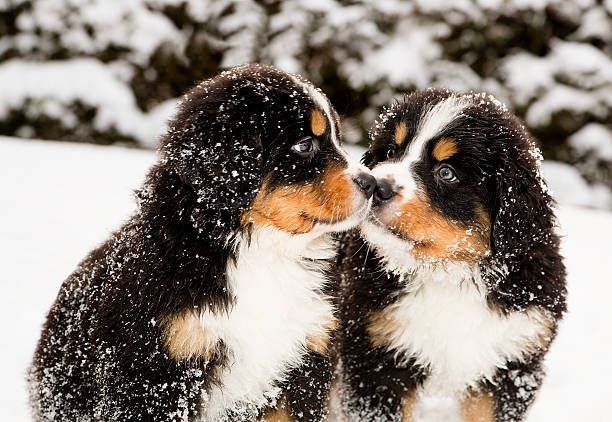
<box><xmin>0</xmin><ymin>137</ymin><xmax>611</xmax><ymax>421</ymax></box>
<box><xmin>0</xmin><ymin>138</ymin><xmax>154</xmax><ymax>421</ymax></box>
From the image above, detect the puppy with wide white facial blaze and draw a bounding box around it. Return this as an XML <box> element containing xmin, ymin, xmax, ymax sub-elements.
<box><xmin>336</xmin><ymin>88</ymin><xmax>567</xmax><ymax>422</ymax></box>
<box><xmin>29</xmin><ymin>64</ymin><xmax>373</xmax><ymax>422</ymax></box>
<box><xmin>362</xmin><ymin>94</ymin><xmax>490</xmax><ymax>269</ymax></box>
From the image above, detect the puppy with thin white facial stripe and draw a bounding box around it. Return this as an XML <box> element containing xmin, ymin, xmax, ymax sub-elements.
<box><xmin>336</xmin><ymin>88</ymin><xmax>566</xmax><ymax>422</ymax></box>
<box><xmin>28</xmin><ymin>64</ymin><xmax>375</xmax><ymax>421</ymax></box>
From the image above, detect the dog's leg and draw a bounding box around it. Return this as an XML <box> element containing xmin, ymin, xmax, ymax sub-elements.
<box><xmin>485</xmin><ymin>355</ymin><xmax>546</xmax><ymax>422</ymax></box>
<box><xmin>259</xmin><ymin>400</ymin><xmax>293</xmax><ymax>422</ymax></box>
<box><xmin>280</xmin><ymin>351</ymin><xmax>334</xmax><ymax>421</ymax></box>
<box><xmin>259</xmin><ymin>352</ymin><xmax>332</xmax><ymax>422</ymax></box>
<box><xmin>340</xmin><ymin>346</ymin><xmax>424</xmax><ymax>422</ymax></box>
<box><xmin>95</xmin><ymin>352</ymin><xmax>209</xmax><ymax>421</ymax></box>
<box><xmin>258</xmin><ymin>351</ymin><xmax>332</xmax><ymax>421</ymax></box>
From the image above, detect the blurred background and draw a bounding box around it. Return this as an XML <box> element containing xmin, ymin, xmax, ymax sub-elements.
<box><xmin>1</xmin><ymin>2</ymin><xmax>611</xmax><ymax>420</ymax></box>
<box><xmin>0</xmin><ymin>0</ymin><xmax>610</xmax><ymax>208</ymax></box>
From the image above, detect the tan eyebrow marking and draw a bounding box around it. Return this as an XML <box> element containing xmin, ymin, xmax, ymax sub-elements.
<box><xmin>394</xmin><ymin>121</ymin><xmax>407</xmax><ymax>145</ymax></box>
<box><xmin>433</xmin><ymin>137</ymin><xmax>458</xmax><ymax>161</ymax></box>
<box><xmin>310</xmin><ymin>109</ymin><xmax>327</xmax><ymax>136</ymax></box>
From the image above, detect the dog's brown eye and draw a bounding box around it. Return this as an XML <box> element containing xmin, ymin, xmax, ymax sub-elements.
<box><xmin>292</xmin><ymin>137</ymin><xmax>318</xmax><ymax>157</ymax></box>
<box><xmin>437</xmin><ymin>164</ymin><xmax>458</xmax><ymax>183</ymax></box>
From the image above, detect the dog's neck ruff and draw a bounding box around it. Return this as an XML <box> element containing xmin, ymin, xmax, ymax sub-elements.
<box><xmin>361</xmin><ymin>219</ymin><xmax>492</xmax><ymax>286</ymax></box>
<box><xmin>199</xmin><ymin>227</ymin><xmax>336</xmax><ymax>420</ymax></box>
<box><xmin>361</xmin><ymin>223</ymin><xmax>552</xmax><ymax>400</ymax></box>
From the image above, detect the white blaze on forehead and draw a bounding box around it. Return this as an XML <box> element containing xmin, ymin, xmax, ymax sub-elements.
<box><xmin>403</xmin><ymin>95</ymin><xmax>470</xmax><ymax>164</ymax></box>
<box><xmin>370</xmin><ymin>95</ymin><xmax>470</xmax><ymax>204</ymax></box>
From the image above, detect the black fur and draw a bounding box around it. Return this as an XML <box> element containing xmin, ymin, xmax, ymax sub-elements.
<box><xmin>337</xmin><ymin>89</ymin><xmax>567</xmax><ymax>421</ymax></box>
<box><xmin>335</xmin><ymin>233</ymin><xmax>428</xmax><ymax>421</ymax></box>
<box><xmin>29</xmin><ymin>64</ymin><xmax>347</xmax><ymax>422</ymax></box>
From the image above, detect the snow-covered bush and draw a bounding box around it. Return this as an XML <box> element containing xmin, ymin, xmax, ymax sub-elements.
<box><xmin>0</xmin><ymin>0</ymin><xmax>610</xmax><ymax>199</ymax></box>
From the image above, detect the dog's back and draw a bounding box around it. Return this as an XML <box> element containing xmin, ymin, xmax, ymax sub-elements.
<box><xmin>30</xmin><ymin>243</ymin><xmax>106</xmax><ymax>419</ymax></box>
<box><xmin>29</xmin><ymin>201</ymin><xmax>215</xmax><ymax>420</ymax></box>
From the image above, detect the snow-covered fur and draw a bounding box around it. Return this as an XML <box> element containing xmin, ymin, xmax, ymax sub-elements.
<box><xmin>336</xmin><ymin>89</ymin><xmax>567</xmax><ymax>422</ymax></box>
<box><xmin>28</xmin><ymin>64</ymin><xmax>374</xmax><ymax>421</ymax></box>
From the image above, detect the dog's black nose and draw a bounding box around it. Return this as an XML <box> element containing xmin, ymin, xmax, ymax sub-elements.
<box><xmin>374</xmin><ymin>179</ymin><xmax>396</xmax><ymax>203</ymax></box>
<box><xmin>353</xmin><ymin>173</ymin><xmax>376</xmax><ymax>198</ymax></box>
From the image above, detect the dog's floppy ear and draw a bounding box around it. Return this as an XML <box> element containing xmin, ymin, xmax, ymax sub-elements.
<box><xmin>485</xmin><ymin>129</ymin><xmax>566</xmax><ymax>315</ymax></box>
<box><xmin>160</xmin><ymin>79</ymin><xmax>264</xmax><ymax>240</ymax></box>
<box><xmin>491</xmin><ymin>143</ymin><xmax>554</xmax><ymax>259</ymax></box>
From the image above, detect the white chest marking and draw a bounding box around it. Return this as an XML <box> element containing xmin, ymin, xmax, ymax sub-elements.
<box><xmin>377</xmin><ymin>267</ymin><xmax>551</xmax><ymax>396</ymax></box>
<box><xmin>199</xmin><ymin>228</ymin><xmax>336</xmax><ymax>420</ymax></box>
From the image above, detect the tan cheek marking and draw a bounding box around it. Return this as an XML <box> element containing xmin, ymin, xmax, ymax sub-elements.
<box><xmin>243</xmin><ymin>164</ymin><xmax>355</xmax><ymax>234</ymax></box>
<box><xmin>317</xmin><ymin>164</ymin><xmax>355</xmax><ymax>220</ymax></box>
<box><xmin>259</xmin><ymin>400</ymin><xmax>292</xmax><ymax>422</ymax></box>
<box><xmin>389</xmin><ymin>196</ymin><xmax>490</xmax><ymax>261</ymax></box>
<box><xmin>244</xmin><ymin>184</ymin><xmax>316</xmax><ymax>234</ymax></box>
<box><xmin>306</xmin><ymin>316</ymin><xmax>339</xmax><ymax>355</ymax></box>
<box><xmin>460</xmin><ymin>391</ymin><xmax>495</xmax><ymax>422</ymax></box>
<box><xmin>161</xmin><ymin>310</ymin><xmax>217</xmax><ymax>361</ymax></box>
<box><xmin>310</xmin><ymin>109</ymin><xmax>327</xmax><ymax>136</ymax></box>
<box><xmin>395</xmin><ymin>121</ymin><xmax>408</xmax><ymax>145</ymax></box>
<box><xmin>432</xmin><ymin>137</ymin><xmax>458</xmax><ymax>161</ymax></box>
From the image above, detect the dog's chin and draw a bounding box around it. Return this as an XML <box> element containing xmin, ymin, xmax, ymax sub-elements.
<box><xmin>364</xmin><ymin>212</ymin><xmax>420</xmax><ymax>243</ymax></box>
<box><xmin>360</xmin><ymin>218</ymin><xmax>421</xmax><ymax>274</ymax></box>
<box><xmin>309</xmin><ymin>197</ymin><xmax>373</xmax><ymax>236</ymax></box>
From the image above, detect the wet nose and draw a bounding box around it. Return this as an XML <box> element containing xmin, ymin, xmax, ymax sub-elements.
<box><xmin>353</xmin><ymin>173</ymin><xmax>376</xmax><ymax>198</ymax></box>
<box><xmin>374</xmin><ymin>179</ymin><xmax>396</xmax><ymax>204</ymax></box>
